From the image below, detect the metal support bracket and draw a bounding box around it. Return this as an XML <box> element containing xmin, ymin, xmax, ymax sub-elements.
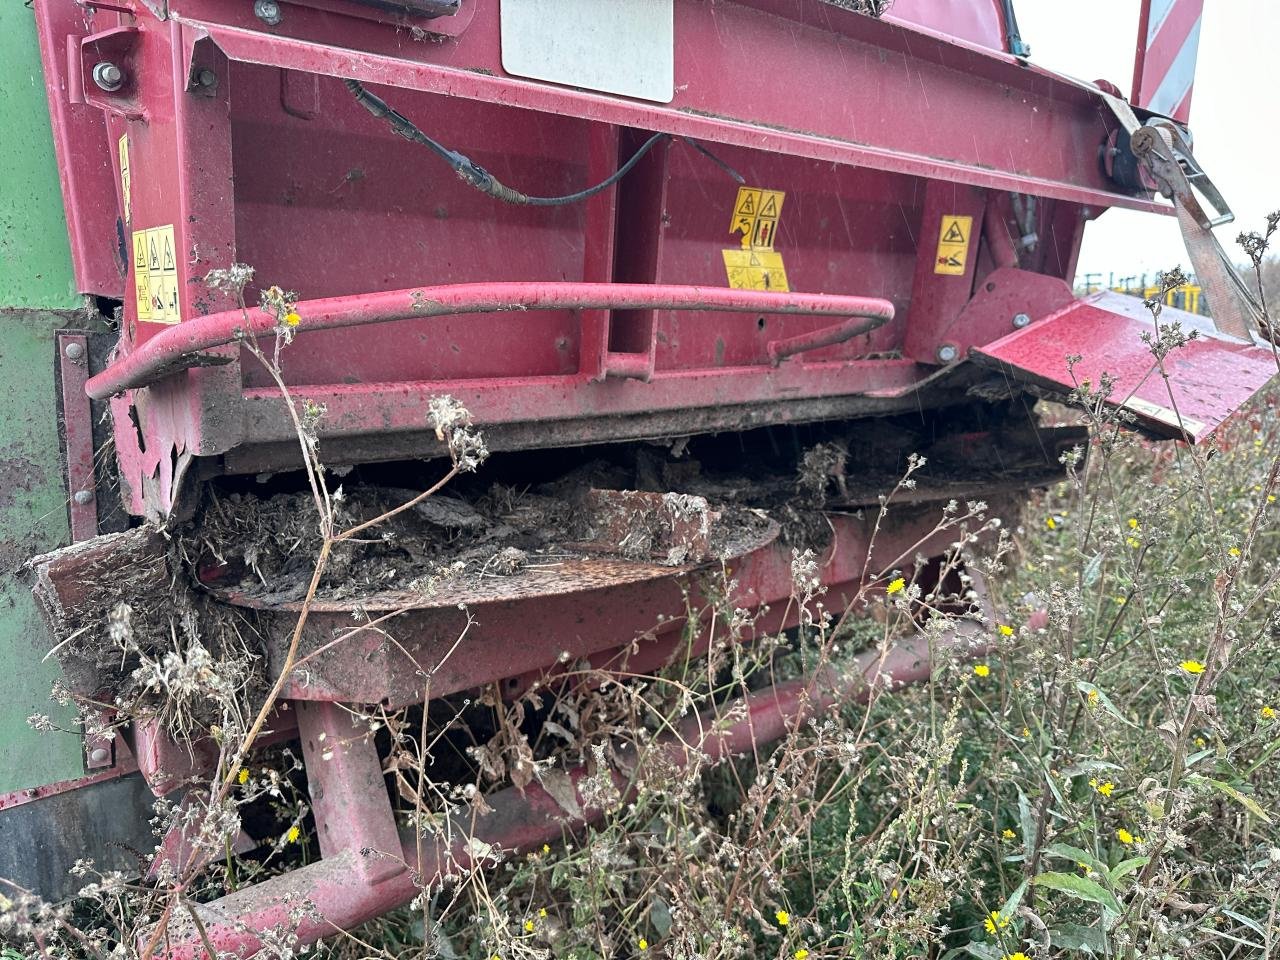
<box><xmin>1102</xmin><ymin>93</ymin><xmax>1264</xmax><ymax>340</ymax></box>
<box><xmin>296</xmin><ymin>701</ymin><xmax>405</xmax><ymax>884</ymax></box>
<box><xmin>56</xmin><ymin>332</ymin><xmax>98</xmax><ymax>544</ymax></box>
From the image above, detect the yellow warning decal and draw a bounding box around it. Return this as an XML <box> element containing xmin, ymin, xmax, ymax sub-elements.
<box><xmin>934</xmin><ymin>214</ymin><xmax>973</xmax><ymax>276</ymax></box>
<box><xmin>724</xmin><ymin>185</ymin><xmax>789</xmax><ymax>291</ymax></box>
<box><xmin>722</xmin><ymin>248</ymin><xmax>789</xmax><ymax>292</ymax></box>
<box><xmin>131</xmin><ymin>225</ymin><xmax>181</xmax><ymax>324</ymax></box>
<box><xmin>118</xmin><ymin>135</ymin><xmax>131</xmax><ymax>224</ymax></box>
<box><xmin>729</xmin><ymin>186</ymin><xmax>785</xmax><ymax>250</ymax></box>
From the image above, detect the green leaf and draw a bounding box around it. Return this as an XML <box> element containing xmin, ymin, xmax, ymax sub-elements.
<box><xmin>1033</xmin><ymin>871</ymin><xmax>1122</xmax><ymax>914</ymax></box>
<box><xmin>1017</xmin><ymin>787</ymin><xmax>1036</xmax><ymax>862</ymax></box>
<box><xmin>1044</xmin><ymin>843</ymin><xmax>1104</xmax><ymax>874</ymax></box>
<box><xmin>1060</xmin><ymin>760</ymin><xmax>1124</xmax><ymax>778</ymax></box>
<box><xmin>1184</xmin><ymin>747</ymin><xmax>1215</xmax><ymax>769</ymax></box>
<box><xmin>1083</xmin><ymin>552</ymin><xmax>1103</xmax><ymax>587</ymax></box>
<box><xmin>1221</xmin><ymin>908</ymin><xmax>1267</xmax><ymax>939</ymax></box>
<box><xmin>941</xmin><ymin>944</ymin><xmax>1004</xmax><ymax>960</ymax></box>
<box><xmin>1188</xmin><ymin>774</ymin><xmax>1273</xmax><ymax>823</ymax></box>
<box><xmin>1074</xmin><ymin>680</ymin><xmax>1138</xmax><ymax>727</ymax></box>
<box><xmin>1000</xmin><ymin>878</ymin><xmax>1029</xmax><ymax>923</ymax></box>
<box><xmin>959</xmin><ymin>944</ymin><xmax>1004</xmax><ymax>960</ymax></box>
<box><xmin>1050</xmin><ymin>922</ymin><xmax>1109</xmax><ymax>954</ymax></box>
<box><xmin>1108</xmin><ymin>857</ymin><xmax>1148</xmax><ymax>884</ymax></box>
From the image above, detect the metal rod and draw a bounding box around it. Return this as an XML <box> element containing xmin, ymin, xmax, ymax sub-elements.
<box><xmin>85</xmin><ymin>283</ymin><xmax>895</xmax><ymax>400</ymax></box>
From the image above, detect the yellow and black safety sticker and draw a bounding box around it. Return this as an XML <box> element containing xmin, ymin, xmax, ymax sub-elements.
<box><xmin>132</xmin><ymin>225</ymin><xmax>181</xmax><ymax>324</ymax></box>
<box><xmin>934</xmin><ymin>214</ymin><xmax>972</xmax><ymax>276</ymax></box>
<box><xmin>723</xmin><ymin>185</ymin><xmax>789</xmax><ymax>292</ymax></box>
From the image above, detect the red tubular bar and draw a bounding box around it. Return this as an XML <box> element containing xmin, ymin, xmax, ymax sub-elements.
<box><xmin>158</xmin><ymin>625</ymin><xmax>986</xmax><ymax>959</ymax></box>
<box><xmin>85</xmin><ymin>282</ymin><xmax>895</xmax><ymax>400</ymax></box>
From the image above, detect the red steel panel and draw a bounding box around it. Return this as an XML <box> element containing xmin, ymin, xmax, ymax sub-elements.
<box><xmin>972</xmin><ymin>291</ymin><xmax>1278</xmax><ymax>443</ymax></box>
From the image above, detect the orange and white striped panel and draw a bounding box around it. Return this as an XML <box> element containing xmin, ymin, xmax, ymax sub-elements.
<box><xmin>1131</xmin><ymin>0</ymin><xmax>1204</xmax><ymax>123</ymax></box>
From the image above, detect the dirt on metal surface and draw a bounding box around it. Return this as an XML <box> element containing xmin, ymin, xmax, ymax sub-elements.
<box><xmin>191</xmin><ymin>474</ymin><xmax>776</xmax><ymax>607</ymax></box>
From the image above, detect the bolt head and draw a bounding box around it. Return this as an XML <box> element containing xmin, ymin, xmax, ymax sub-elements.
<box><xmin>91</xmin><ymin>61</ymin><xmax>124</xmax><ymax>92</ymax></box>
<box><xmin>1012</xmin><ymin>313</ymin><xmax>1032</xmax><ymax>329</ymax></box>
<box><xmin>88</xmin><ymin>747</ymin><xmax>110</xmax><ymax>764</ymax></box>
<box><xmin>64</xmin><ymin>341</ymin><xmax>85</xmax><ymax>360</ymax></box>
<box><xmin>254</xmin><ymin>0</ymin><xmax>283</xmax><ymax>24</ymax></box>
<box><xmin>74</xmin><ymin>489</ymin><xmax>94</xmax><ymax>505</ymax></box>
<box><xmin>936</xmin><ymin>343</ymin><xmax>959</xmax><ymax>364</ymax></box>
<box><xmin>196</xmin><ymin>68</ymin><xmax>218</xmax><ymax>88</ymax></box>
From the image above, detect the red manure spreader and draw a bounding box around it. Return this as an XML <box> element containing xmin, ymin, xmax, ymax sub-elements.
<box><xmin>1</xmin><ymin>0</ymin><xmax>1273</xmax><ymax>954</ymax></box>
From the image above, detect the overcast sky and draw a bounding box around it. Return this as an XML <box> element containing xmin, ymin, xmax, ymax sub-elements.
<box><xmin>1014</xmin><ymin>0</ymin><xmax>1278</xmax><ymax>286</ymax></box>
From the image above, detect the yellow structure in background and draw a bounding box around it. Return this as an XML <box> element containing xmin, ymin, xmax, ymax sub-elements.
<box><xmin>1076</xmin><ymin>272</ymin><xmax>1207</xmax><ymax>317</ymax></box>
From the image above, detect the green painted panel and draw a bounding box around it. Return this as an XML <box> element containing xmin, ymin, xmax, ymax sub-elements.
<box><xmin>0</xmin><ymin>1</ymin><xmax>89</xmax><ymax>791</ymax></box>
<box><xmin>0</xmin><ymin>310</ymin><xmax>87</xmax><ymax>792</ymax></box>
<box><xmin>0</xmin><ymin>5</ymin><xmax>80</xmax><ymax>309</ymax></box>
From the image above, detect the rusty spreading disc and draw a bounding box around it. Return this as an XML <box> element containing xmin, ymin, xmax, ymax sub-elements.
<box><xmin>199</xmin><ymin>489</ymin><xmax>779</xmax><ymax>706</ymax></box>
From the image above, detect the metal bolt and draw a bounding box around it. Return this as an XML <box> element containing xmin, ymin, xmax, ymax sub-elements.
<box><xmin>91</xmin><ymin>61</ymin><xmax>124</xmax><ymax>92</ymax></box>
<box><xmin>64</xmin><ymin>341</ymin><xmax>85</xmax><ymax>360</ymax></box>
<box><xmin>1012</xmin><ymin>313</ymin><xmax>1032</xmax><ymax>329</ymax></box>
<box><xmin>88</xmin><ymin>747</ymin><xmax>110</xmax><ymax>764</ymax></box>
<box><xmin>73</xmin><ymin>489</ymin><xmax>94</xmax><ymax>505</ymax></box>
<box><xmin>254</xmin><ymin>0</ymin><xmax>283</xmax><ymax>25</ymax></box>
<box><xmin>936</xmin><ymin>343</ymin><xmax>959</xmax><ymax>364</ymax></box>
<box><xmin>196</xmin><ymin>68</ymin><xmax>218</xmax><ymax>88</ymax></box>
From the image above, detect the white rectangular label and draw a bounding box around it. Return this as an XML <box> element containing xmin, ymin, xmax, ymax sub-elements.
<box><xmin>500</xmin><ymin>0</ymin><xmax>674</xmax><ymax>104</ymax></box>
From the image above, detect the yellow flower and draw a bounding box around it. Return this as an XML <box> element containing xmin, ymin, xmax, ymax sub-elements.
<box><xmin>1117</xmin><ymin>828</ymin><xmax>1134</xmax><ymax>845</ymax></box>
<box><xmin>286</xmin><ymin>824</ymin><xmax>300</xmax><ymax>844</ymax></box>
<box><xmin>1113</xmin><ymin>595</ymin><xmax>1127</xmax><ymax>605</ymax></box>
<box><xmin>983</xmin><ymin>909</ymin><xmax>1011</xmax><ymax>934</ymax></box>
<box><xmin>1086</xmin><ymin>689</ymin><xmax>1100</xmax><ymax>706</ymax></box>
<box><xmin>542</xmin><ymin>844</ymin><xmax>551</xmax><ymax>854</ymax></box>
<box><xmin>998</xmin><ymin>624</ymin><xmax>1014</xmax><ymax>637</ymax></box>
<box><xmin>886</xmin><ymin>577</ymin><xmax>905</xmax><ymax>595</ymax></box>
<box><xmin>1078</xmin><ymin>861</ymin><xmax>1091</xmax><ymax>872</ymax></box>
<box><xmin>890</xmin><ymin>887</ymin><xmax>900</xmax><ymax>900</ymax></box>
<box><xmin>1180</xmin><ymin>660</ymin><xmax>1206</xmax><ymax>674</ymax></box>
<box><xmin>1046</xmin><ymin>517</ymin><xmax>1057</xmax><ymax>530</ymax></box>
<box><xmin>1089</xmin><ymin>778</ymin><xmax>1114</xmax><ymax>798</ymax></box>
<box><xmin>283</xmin><ymin>311</ymin><xmax>301</xmax><ymax>327</ymax></box>
<box><xmin>1126</xmin><ymin>537</ymin><xmax>1141</xmax><ymax>549</ymax></box>
<box><xmin>538</xmin><ymin>908</ymin><xmax>547</xmax><ymax>918</ymax></box>
<box><xmin>775</xmin><ymin>910</ymin><xmax>790</xmax><ymax>927</ymax></box>
<box><xmin>973</xmin><ymin>663</ymin><xmax>991</xmax><ymax>678</ymax></box>
<box><xmin>1003</xmin><ymin>954</ymin><xmax>1031</xmax><ymax>960</ymax></box>
<box><xmin>1128</xmin><ymin>518</ymin><xmax>1139</xmax><ymax>529</ymax></box>
<box><xmin>1262</xmin><ymin>705</ymin><xmax>1276</xmax><ymax>720</ymax></box>
<box><xmin>1001</xmin><ymin>828</ymin><xmax>1016</xmax><ymax>840</ymax></box>
<box><xmin>1229</xmin><ymin>547</ymin><xmax>1241</xmax><ymax>557</ymax></box>
<box><xmin>237</xmin><ymin>767</ymin><xmax>249</xmax><ymax>785</ymax></box>
<box><xmin>638</xmin><ymin>939</ymin><xmax>649</xmax><ymax>951</ymax></box>
<box><xmin>794</xmin><ymin>951</ymin><xmax>810</xmax><ymax>960</ymax></box>
<box><xmin>524</xmin><ymin>920</ymin><xmax>535</xmax><ymax>933</ymax></box>
<box><xmin>1268</xmin><ymin>495</ymin><xmax>1276</xmax><ymax>504</ymax></box>
<box><xmin>1022</xmin><ymin>727</ymin><xmax>1031</xmax><ymax>737</ymax></box>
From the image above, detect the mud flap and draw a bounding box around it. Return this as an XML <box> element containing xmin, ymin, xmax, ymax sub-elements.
<box><xmin>970</xmin><ymin>291</ymin><xmax>1278</xmax><ymax>443</ymax></box>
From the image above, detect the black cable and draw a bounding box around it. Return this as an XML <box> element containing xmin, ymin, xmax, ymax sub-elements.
<box><xmin>344</xmin><ymin>78</ymin><xmax>743</xmax><ymax>206</ymax></box>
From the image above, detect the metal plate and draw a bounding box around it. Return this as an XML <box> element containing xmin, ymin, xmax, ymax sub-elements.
<box><xmin>500</xmin><ymin>0</ymin><xmax>674</xmax><ymax>103</ymax></box>
<box><xmin>972</xmin><ymin>291</ymin><xmax>1278</xmax><ymax>443</ymax></box>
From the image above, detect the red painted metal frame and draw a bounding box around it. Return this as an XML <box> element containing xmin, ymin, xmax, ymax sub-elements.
<box><xmin>171</xmin><ymin>0</ymin><xmax>1167</xmax><ymax>214</ymax></box>
<box><xmin>86</xmin><ymin>282</ymin><xmax>894</xmax><ymax>398</ymax></box>
<box><xmin>37</xmin><ymin>0</ymin><xmax>1187</xmax><ymax>514</ymax></box>
<box><xmin>974</xmin><ymin>291</ymin><xmax>1280</xmax><ymax>443</ymax></box>
<box><xmin>158</xmin><ymin>621</ymin><xmax>993</xmax><ymax>959</ymax></box>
